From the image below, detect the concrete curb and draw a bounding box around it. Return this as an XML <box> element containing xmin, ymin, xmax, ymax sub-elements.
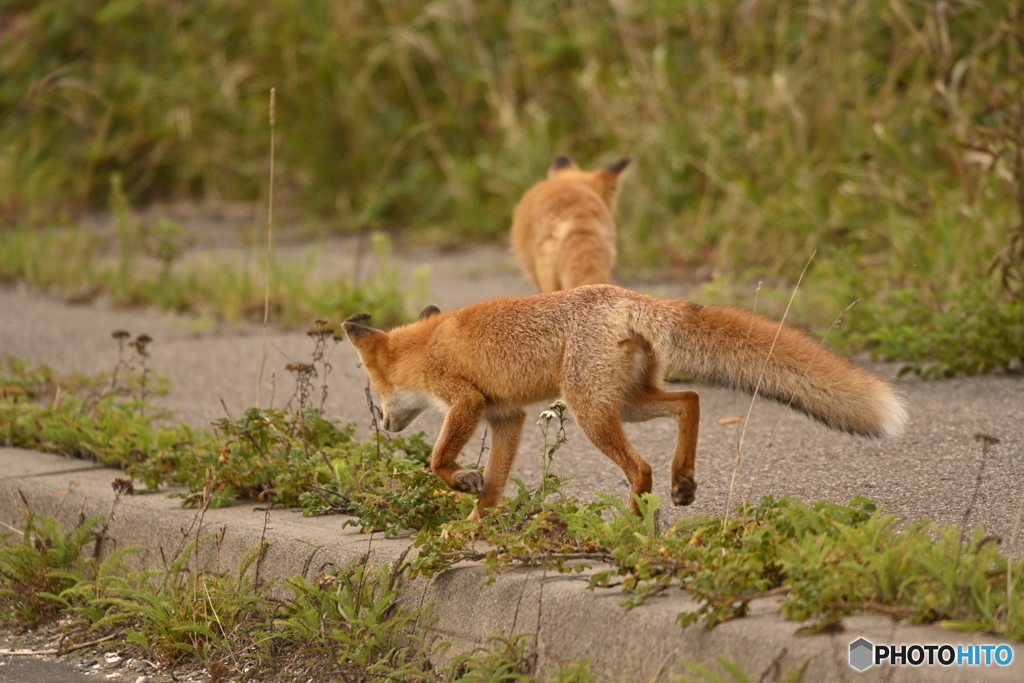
<box><xmin>1</xmin><ymin>447</ymin><xmax>1019</xmax><ymax>682</ymax></box>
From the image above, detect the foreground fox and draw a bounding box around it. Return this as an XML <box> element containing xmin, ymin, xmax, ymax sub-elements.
<box><xmin>511</xmin><ymin>155</ymin><xmax>630</xmax><ymax>292</ymax></box>
<box><xmin>344</xmin><ymin>285</ymin><xmax>907</xmax><ymax>520</ymax></box>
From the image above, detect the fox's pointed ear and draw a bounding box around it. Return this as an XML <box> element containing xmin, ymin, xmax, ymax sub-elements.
<box><xmin>595</xmin><ymin>157</ymin><xmax>631</xmax><ymax>202</ymax></box>
<box><xmin>343</xmin><ymin>322</ymin><xmax>381</xmax><ymax>349</ymax></box>
<box><xmin>343</xmin><ymin>313</ymin><xmax>382</xmax><ymax>348</ymax></box>
<box><xmin>606</xmin><ymin>157</ymin><xmax>631</xmax><ymax>176</ymax></box>
<box><xmin>417</xmin><ymin>304</ymin><xmax>441</xmax><ymax>321</ymax></box>
<box><xmin>548</xmin><ymin>154</ymin><xmax>576</xmax><ymax>176</ymax></box>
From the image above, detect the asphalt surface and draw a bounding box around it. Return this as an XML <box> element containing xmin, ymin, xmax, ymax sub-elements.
<box><xmin>1</xmin><ymin>238</ymin><xmax>1023</xmax><ymax>682</ymax></box>
<box><xmin>1</xmin><ymin>241</ymin><xmax>1022</xmax><ymax>554</ymax></box>
<box><xmin>0</xmin><ymin>658</ymin><xmax>94</xmax><ymax>683</ymax></box>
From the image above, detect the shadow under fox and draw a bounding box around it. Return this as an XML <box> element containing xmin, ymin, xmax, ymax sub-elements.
<box><xmin>344</xmin><ymin>285</ymin><xmax>907</xmax><ymax>521</ymax></box>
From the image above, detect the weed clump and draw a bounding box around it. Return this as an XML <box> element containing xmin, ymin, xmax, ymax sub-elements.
<box><xmin>0</xmin><ymin>511</ymin><xmax>597</xmax><ymax>680</ymax></box>
<box><xmin>0</xmin><ymin>513</ymin><xmax>106</xmax><ymax>627</ymax></box>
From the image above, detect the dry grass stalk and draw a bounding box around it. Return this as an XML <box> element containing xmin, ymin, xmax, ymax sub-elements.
<box><xmin>257</xmin><ymin>87</ymin><xmax>276</xmax><ymax>408</ymax></box>
<box><xmin>722</xmin><ymin>251</ymin><xmax>815</xmax><ymax>529</ymax></box>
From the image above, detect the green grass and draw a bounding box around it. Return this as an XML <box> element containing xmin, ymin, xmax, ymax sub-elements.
<box><xmin>0</xmin><ymin>356</ymin><xmax>463</xmax><ymax>522</ymax></box>
<box><xmin>0</xmin><ymin>512</ymin><xmax>109</xmax><ymax>627</ymax></box>
<box><xmin>2</xmin><ymin>0</ymin><xmax>1018</xmax><ymax>267</ymax></box>
<box><xmin>3</xmin><ymin>351</ymin><xmax>1024</xmax><ymax>679</ymax></box>
<box><xmin>0</xmin><ymin>205</ymin><xmax>425</xmax><ymax>329</ymax></box>
<box><xmin>15</xmin><ymin>354</ymin><xmax>1011</xmax><ymax>643</ymax></box>
<box><xmin>3</xmin><ymin>0</ymin><xmax>1023</xmax><ymax>372</ymax></box>
<box><xmin>0</xmin><ymin>510</ymin><xmax>593</xmax><ymax>679</ymax></box>
<box><xmin>409</xmin><ymin>491</ymin><xmax>1024</xmax><ymax>640</ymax></box>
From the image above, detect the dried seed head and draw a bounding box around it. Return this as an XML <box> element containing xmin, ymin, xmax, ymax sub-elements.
<box><xmin>974</xmin><ymin>433</ymin><xmax>1001</xmax><ymax>445</ymax></box>
<box><xmin>285</xmin><ymin>362</ymin><xmax>315</xmax><ymax>374</ymax></box>
<box><xmin>130</xmin><ymin>333</ymin><xmax>153</xmax><ymax>356</ymax></box>
<box><xmin>111</xmin><ymin>330</ymin><xmax>130</xmax><ymax>340</ymax></box>
<box><xmin>306</xmin><ymin>327</ymin><xmax>335</xmax><ymax>338</ymax></box>
<box><xmin>111</xmin><ymin>478</ymin><xmax>135</xmax><ymax>495</ymax></box>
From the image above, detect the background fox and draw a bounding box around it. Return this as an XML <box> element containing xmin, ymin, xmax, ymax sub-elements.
<box><xmin>344</xmin><ymin>285</ymin><xmax>907</xmax><ymax>521</ymax></box>
<box><xmin>511</xmin><ymin>155</ymin><xmax>630</xmax><ymax>292</ymax></box>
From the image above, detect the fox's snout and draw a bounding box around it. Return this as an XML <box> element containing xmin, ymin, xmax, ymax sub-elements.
<box><xmin>380</xmin><ymin>404</ymin><xmax>421</xmax><ymax>433</ymax></box>
<box><xmin>381</xmin><ymin>410</ymin><xmax>400</xmax><ymax>433</ymax></box>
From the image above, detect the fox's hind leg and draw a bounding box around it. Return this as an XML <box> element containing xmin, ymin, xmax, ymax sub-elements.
<box><xmin>566</xmin><ymin>402</ymin><xmax>654</xmax><ymax>515</ymax></box>
<box><xmin>621</xmin><ymin>385</ymin><xmax>701</xmax><ymax>506</ymax></box>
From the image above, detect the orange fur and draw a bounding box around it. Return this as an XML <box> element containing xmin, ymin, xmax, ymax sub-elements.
<box><xmin>511</xmin><ymin>155</ymin><xmax>630</xmax><ymax>292</ymax></box>
<box><xmin>344</xmin><ymin>285</ymin><xmax>907</xmax><ymax>520</ymax></box>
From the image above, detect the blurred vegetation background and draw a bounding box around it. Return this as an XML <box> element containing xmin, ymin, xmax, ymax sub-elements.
<box><xmin>1</xmin><ymin>0</ymin><xmax>1022</xmax><ymax>373</ymax></box>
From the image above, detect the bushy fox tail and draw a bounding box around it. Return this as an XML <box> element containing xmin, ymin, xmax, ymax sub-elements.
<box><xmin>659</xmin><ymin>303</ymin><xmax>908</xmax><ymax>437</ymax></box>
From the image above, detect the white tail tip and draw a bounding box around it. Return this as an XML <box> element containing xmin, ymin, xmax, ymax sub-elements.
<box><xmin>879</xmin><ymin>390</ymin><xmax>909</xmax><ymax>438</ymax></box>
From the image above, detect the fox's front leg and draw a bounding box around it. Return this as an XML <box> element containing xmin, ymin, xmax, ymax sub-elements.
<box><xmin>468</xmin><ymin>408</ymin><xmax>527</xmax><ymax>520</ymax></box>
<box><xmin>430</xmin><ymin>393</ymin><xmax>486</xmax><ymax>495</ymax></box>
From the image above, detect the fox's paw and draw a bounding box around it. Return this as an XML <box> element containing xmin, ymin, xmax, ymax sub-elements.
<box><xmin>672</xmin><ymin>475</ymin><xmax>697</xmax><ymax>506</ymax></box>
<box><xmin>452</xmin><ymin>469</ymin><xmax>485</xmax><ymax>495</ymax></box>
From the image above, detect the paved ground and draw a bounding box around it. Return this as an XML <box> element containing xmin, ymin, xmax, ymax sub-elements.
<box><xmin>0</xmin><ymin>658</ymin><xmax>94</xmax><ymax>683</ymax></box>
<box><xmin>2</xmin><ymin>237</ymin><xmax>1022</xmax><ymax>554</ymax></box>
<box><xmin>1</xmin><ymin>233</ymin><xmax>1023</xmax><ymax>682</ymax></box>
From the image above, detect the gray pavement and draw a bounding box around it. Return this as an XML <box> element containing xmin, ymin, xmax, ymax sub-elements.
<box><xmin>0</xmin><ymin>658</ymin><xmax>95</xmax><ymax>683</ymax></box>
<box><xmin>1</xmin><ymin>244</ymin><xmax>1022</xmax><ymax>555</ymax></box>
<box><xmin>1</xmin><ymin>240</ymin><xmax>1024</xmax><ymax>681</ymax></box>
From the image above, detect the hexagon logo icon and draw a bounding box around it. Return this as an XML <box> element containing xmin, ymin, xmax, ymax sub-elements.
<box><xmin>849</xmin><ymin>638</ymin><xmax>874</xmax><ymax>671</ymax></box>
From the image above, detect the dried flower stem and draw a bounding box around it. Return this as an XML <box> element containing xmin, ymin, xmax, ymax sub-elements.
<box><xmin>257</xmin><ymin>87</ymin><xmax>276</xmax><ymax>408</ymax></box>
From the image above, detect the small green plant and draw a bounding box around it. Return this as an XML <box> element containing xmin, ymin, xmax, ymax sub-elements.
<box><xmin>407</xmin><ymin>486</ymin><xmax>1024</xmax><ymax>641</ymax></box>
<box><xmin>843</xmin><ymin>281</ymin><xmax>1024</xmax><ymax>377</ymax></box>
<box><xmin>263</xmin><ymin>561</ymin><xmax>430</xmax><ymax>678</ymax></box>
<box><xmin>81</xmin><ymin>540</ymin><xmax>270</xmax><ymax>666</ymax></box>
<box><xmin>153</xmin><ymin>407</ymin><xmax>357</xmax><ymax>509</ymax></box>
<box><xmin>442</xmin><ymin>634</ymin><xmax>538</xmax><ymax>682</ymax></box>
<box><xmin>0</xmin><ymin>512</ymin><xmax>105</xmax><ymax>627</ymax></box>
<box><xmin>0</xmin><ymin>510</ymin><xmax>581</xmax><ymax>680</ymax></box>
<box><xmin>316</xmin><ymin>428</ymin><xmax>476</xmax><ymax>535</ymax></box>
<box><xmin>0</xmin><ymin>355</ymin><xmax>97</xmax><ymax>399</ymax></box>
<box><xmin>109</xmin><ymin>173</ymin><xmax>137</xmax><ymax>286</ymax></box>
<box><xmin>0</xmin><ymin>345</ymin><xmax>191</xmax><ymax>473</ymax></box>
<box><xmin>0</xmin><ymin>217</ymin><xmax>422</xmax><ymax>329</ymax></box>
<box><xmin>142</xmin><ymin>217</ymin><xmax>186</xmax><ymax>277</ymax></box>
